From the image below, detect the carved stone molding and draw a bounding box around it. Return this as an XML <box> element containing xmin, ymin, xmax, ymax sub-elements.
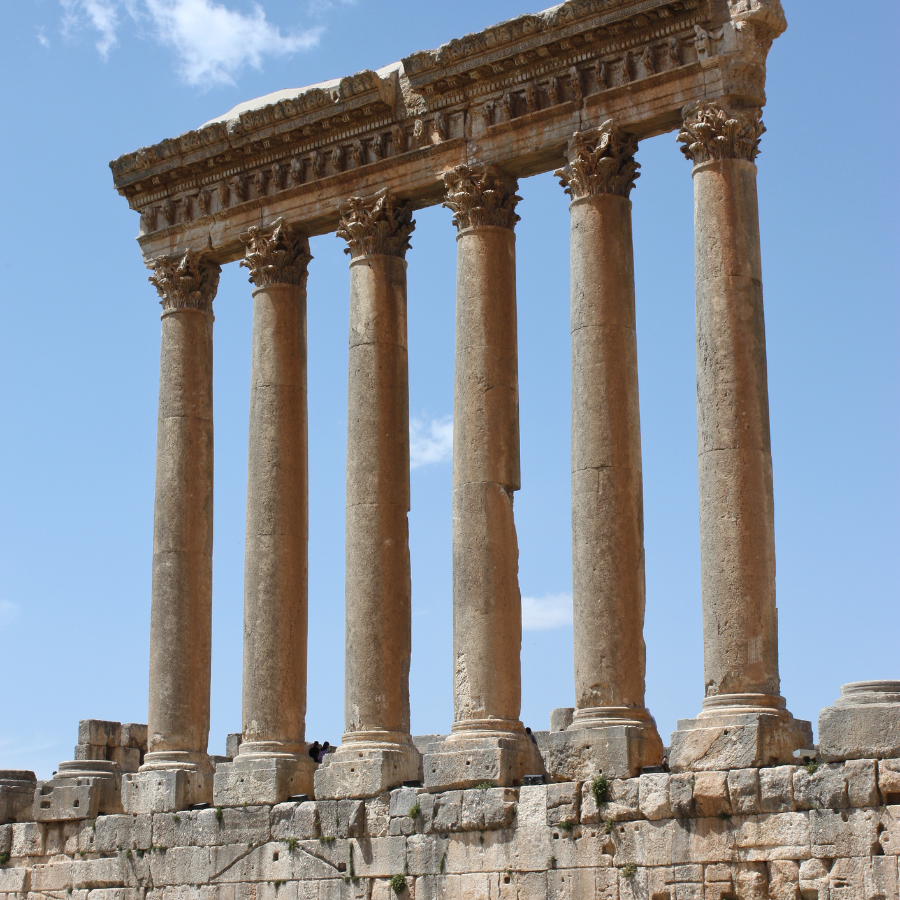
<box><xmin>441</xmin><ymin>165</ymin><xmax>521</xmax><ymax>232</ymax></box>
<box><xmin>336</xmin><ymin>190</ymin><xmax>415</xmax><ymax>260</ymax></box>
<box><xmin>678</xmin><ymin>101</ymin><xmax>765</xmax><ymax>165</ymax></box>
<box><xmin>240</xmin><ymin>218</ymin><xmax>313</xmax><ymax>288</ymax></box>
<box><xmin>554</xmin><ymin>121</ymin><xmax>640</xmax><ymax>200</ymax></box>
<box><xmin>149</xmin><ymin>250</ymin><xmax>221</xmax><ymax>312</ymax></box>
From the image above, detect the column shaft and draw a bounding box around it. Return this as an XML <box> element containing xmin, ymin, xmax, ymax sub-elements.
<box><xmin>344</xmin><ymin>254</ymin><xmax>412</xmax><ymax>738</ymax></box>
<box><xmin>149</xmin><ymin>307</ymin><xmax>214</xmax><ymax>757</ymax></box>
<box><xmin>569</xmin><ymin>193</ymin><xmax>646</xmax><ymax>715</ymax></box>
<box><xmin>242</xmin><ymin>282</ymin><xmax>309</xmax><ymax>747</ymax></box>
<box><xmin>452</xmin><ymin>224</ymin><xmax>522</xmax><ymax>727</ymax></box>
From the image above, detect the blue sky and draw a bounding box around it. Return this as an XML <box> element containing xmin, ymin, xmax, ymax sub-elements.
<box><xmin>1</xmin><ymin>1</ymin><xmax>897</xmax><ymax>779</ymax></box>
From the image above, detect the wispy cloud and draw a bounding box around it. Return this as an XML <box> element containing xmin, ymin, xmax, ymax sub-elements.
<box><xmin>522</xmin><ymin>593</ymin><xmax>572</xmax><ymax>631</ymax></box>
<box><xmin>37</xmin><ymin>26</ymin><xmax>52</xmax><ymax>47</ymax></box>
<box><xmin>0</xmin><ymin>600</ymin><xmax>21</xmax><ymax>628</ymax></box>
<box><xmin>60</xmin><ymin>0</ymin><xmax>325</xmax><ymax>85</ymax></box>
<box><xmin>410</xmin><ymin>415</ymin><xmax>453</xmax><ymax>469</ymax></box>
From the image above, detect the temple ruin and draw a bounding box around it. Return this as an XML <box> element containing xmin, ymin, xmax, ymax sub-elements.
<box><xmin>2</xmin><ymin>0</ymin><xmax>899</xmax><ymax>896</ymax></box>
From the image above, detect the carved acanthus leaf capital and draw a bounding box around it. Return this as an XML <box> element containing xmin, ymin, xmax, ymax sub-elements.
<box><xmin>336</xmin><ymin>189</ymin><xmax>415</xmax><ymax>260</ymax></box>
<box><xmin>554</xmin><ymin>121</ymin><xmax>640</xmax><ymax>200</ymax></box>
<box><xmin>678</xmin><ymin>101</ymin><xmax>765</xmax><ymax>165</ymax></box>
<box><xmin>240</xmin><ymin>219</ymin><xmax>312</xmax><ymax>287</ymax></box>
<box><xmin>441</xmin><ymin>164</ymin><xmax>521</xmax><ymax>231</ymax></box>
<box><xmin>149</xmin><ymin>250</ymin><xmax>221</xmax><ymax>312</ymax></box>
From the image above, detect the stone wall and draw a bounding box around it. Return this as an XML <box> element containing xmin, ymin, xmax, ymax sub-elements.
<box><xmin>3</xmin><ymin>758</ymin><xmax>898</xmax><ymax>900</ymax></box>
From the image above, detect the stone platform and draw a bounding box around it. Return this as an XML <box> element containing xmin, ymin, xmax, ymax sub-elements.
<box><xmin>2</xmin><ymin>757</ymin><xmax>898</xmax><ymax>899</ymax></box>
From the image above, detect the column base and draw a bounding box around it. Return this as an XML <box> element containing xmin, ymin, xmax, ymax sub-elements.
<box><xmin>668</xmin><ymin>694</ymin><xmax>813</xmax><ymax>773</ymax></box>
<box><xmin>545</xmin><ymin>708</ymin><xmax>664</xmax><ymax>781</ymax></box>
<box><xmin>818</xmin><ymin>681</ymin><xmax>900</xmax><ymax>763</ymax></box>
<box><xmin>0</xmin><ymin>771</ymin><xmax>37</xmax><ymax>825</ymax></box>
<box><xmin>34</xmin><ymin>761</ymin><xmax>123</xmax><ymax>822</ymax></box>
<box><xmin>122</xmin><ymin>751</ymin><xmax>213</xmax><ymax>813</ymax></box>
<box><xmin>314</xmin><ymin>733</ymin><xmax>421</xmax><ymax>800</ymax></box>
<box><xmin>213</xmin><ymin>742</ymin><xmax>316</xmax><ymax>805</ymax></box>
<box><xmin>423</xmin><ymin>721</ymin><xmax>545</xmax><ymax>791</ymax></box>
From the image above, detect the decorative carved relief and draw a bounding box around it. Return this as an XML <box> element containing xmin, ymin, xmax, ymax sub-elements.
<box><xmin>149</xmin><ymin>250</ymin><xmax>221</xmax><ymax>312</ymax></box>
<box><xmin>336</xmin><ymin>189</ymin><xmax>415</xmax><ymax>259</ymax></box>
<box><xmin>352</xmin><ymin>140</ymin><xmax>365</xmax><ymax>168</ymax></box>
<box><xmin>197</xmin><ymin>190</ymin><xmax>212</xmax><ymax>216</ymax></box>
<box><xmin>391</xmin><ymin>124</ymin><xmax>406</xmax><ymax>153</ymax></box>
<box><xmin>678</xmin><ymin>101</ymin><xmax>765</xmax><ymax>164</ymax></box>
<box><xmin>290</xmin><ymin>157</ymin><xmax>304</xmax><ymax>186</ymax></box>
<box><xmin>271</xmin><ymin>163</ymin><xmax>287</xmax><ymax>191</ymax></box>
<box><xmin>525</xmin><ymin>83</ymin><xmax>537</xmax><ymax>114</ymax></box>
<box><xmin>621</xmin><ymin>50</ymin><xmax>634</xmax><ymax>83</ymax></box>
<box><xmin>371</xmin><ymin>133</ymin><xmax>385</xmax><ymax>160</ymax></box>
<box><xmin>254</xmin><ymin>169</ymin><xmax>268</xmax><ymax>197</ymax></box>
<box><xmin>140</xmin><ymin>206</ymin><xmax>158</xmax><ymax>232</ymax></box>
<box><xmin>569</xmin><ymin>66</ymin><xmax>583</xmax><ymax>105</ymax></box>
<box><xmin>217</xmin><ymin>182</ymin><xmax>230</xmax><ymax>208</ymax></box>
<box><xmin>642</xmin><ymin>45</ymin><xmax>656</xmax><ymax>75</ymax></box>
<box><xmin>548</xmin><ymin>75</ymin><xmax>560</xmax><ymax>105</ymax></box>
<box><xmin>667</xmin><ymin>37</ymin><xmax>682</xmax><ymax>68</ymax></box>
<box><xmin>413</xmin><ymin>119</ymin><xmax>426</xmax><ymax>146</ymax></box>
<box><xmin>232</xmin><ymin>175</ymin><xmax>248</xmax><ymax>203</ymax></box>
<box><xmin>161</xmin><ymin>199</ymin><xmax>175</xmax><ymax>226</ymax></box>
<box><xmin>433</xmin><ymin>112</ymin><xmax>447</xmax><ymax>143</ymax></box>
<box><xmin>694</xmin><ymin>25</ymin><xmax>712</xmax><ymax>60</ymax></box>
<box><xmin>441</xmin><ymin>164</ymin><xmax>521</xmax><ymax>231</ymax></box>
<box><xmin>312</xmin><ymin>150</ymin><xmax>325</xmax><ymax>179</ymax></box>
<box><xmin>595</xmin><ymin>59</ymin><xmax>608</xmax><ymax>89</ymax></box>
<box><xmin>240</xmin><ymin>218</ymin><xmax>312</xmax><ymax>288</ymax></box>
<box><xmin>554</xmin><ymin>121</ymin><xmax>640</xmax><ymax>200</ymax></box>
<box><xmin>503</xmin><ymin>92</ymin><xmax>516</xmax><ymax>121</ymax></box>
<box><xmin>480</xmin><ymin>102</ymin><xmax>494</xmax><ymax>129</ymax></box>
<box><xmin>331</xmin><ymin>146</ymin><xmax>344</xmax><ymax>173</ymax></box>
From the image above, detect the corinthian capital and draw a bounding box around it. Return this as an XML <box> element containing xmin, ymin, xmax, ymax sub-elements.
<box><xmin>240</xmin><ymin>218</ymin><xmax>312</xmax><ymax>287</ymax></box>
<box><xmin>441</xmin><ymin>164</ymin><xmax>521</xmax><ymax>231</ymax></box>
<box><xmin>678</xmin><ymin>101</ymin><xmax>765</xmax><ymax>165</ymax></box>
<box><xmin>336</xmin><ymin>189</ymin><xmax>415</xmax><ymax>259</ymax></box>
<box><xmin>554</xmin><ymin>121</ymin><xmax>640</xmax><ymax>200</ymax></box>
<box><xmin>149</xmin><ymin>250</ymin><xmax>221</xmax><ymax>312</ymax></box>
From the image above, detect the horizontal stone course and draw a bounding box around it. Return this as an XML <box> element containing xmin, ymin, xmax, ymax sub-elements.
<box><xmin>1</xmin><ymin>762</ymin><xmax>896</xmax><ymax>900</ymax></box>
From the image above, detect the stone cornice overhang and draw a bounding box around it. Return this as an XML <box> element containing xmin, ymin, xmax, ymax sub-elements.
<box><xmin>110</xmin><ymin>0</ymin><xmax>786</xmax><ymax>266</ymax></box>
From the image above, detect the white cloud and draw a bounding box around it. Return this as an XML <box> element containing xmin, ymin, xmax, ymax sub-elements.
<box><xmin>410</xmin><ymin>415</ymin><xmax>453</xmax><ymax>469</ymax></box>
<box><xmin>522</xmin><ymin>593</ymin><xmax>572</xmax><ymax>631</ymax></box>
<box><xmin>60</xmin><ymin>0</ymin><xmax>323</xmax><ymax>86</ymax></box>
<box><xmin>37</xmin><ymin>27</ymin><xmax>52</xmax><ymax>47</ymax></box>
<box><xmin>0</xmin><ymin>600</ymin><xmax>21</xmax><ymax>628</ymax></box>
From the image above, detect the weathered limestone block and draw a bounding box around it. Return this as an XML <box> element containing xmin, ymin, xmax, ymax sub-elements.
<box><xmin>581</xmin><ymin>778</ymin><xmax>641</xmax><ymax>825</ymax></box>
<box><xmin>193</xmin><ymin>807</ymin><xmax>270</xmax><ymax>847</ymax></box>
<box><xmin>213</xmin><ymin>756</ymin><xmax>315</xmax><ymax>809</ymax></box>
<box><xmin>727</xmin><ymin>769</ymin><xmax>760</xmax><ymax>815</ymax></box>
<box><xmin>818</xmin><ymin>681</ymin><xmax>900</xmax><ymax>763</ymax></box>
<box><xmin>767</xmin><ymin>859</ymin><xmax>800</xmax><ymax>900</ymax></box>
<box><xmin>545</xmin><ymin>783</ymin><xmax>579</xmax><ymax>828</ymax></box>
<box><xmin>758</xmin><ymin>766</ymin><xmax>794</xmax><ymax>813</ymax></box>
<box><xmin>546</xmin><ymin>725</ymin><xmax>660</xmax><ymax>783</ymax></box>
<box><xmin>879</xmin><ymin>759</ymin><xmax>900</xmax><ymax>804</ymax></box>
<box><xmin>11</xmin><ymin>821</ymin><xmax>45</xmax><ymax>857</ymax></box>
<box><xmin>271</xmin><ymin>801</ymin><xmax>320</xmax><ymax>842</ymax></box>
<box><xmin>638</xmin><ymin>774</ymin><xmax>671</xmax><ymax>821</ymax></box>
<box><xmin>692</xmin><ymin>773</ymin><xmax>731</xmax><ymax>819</ymax></box>
<box><xmin>121</xmin><ymin>768</ymin><xmax>209</xmax><ymax>815</ymax></box>
<box><xmin>809</xmin><ymin>807</ymin><xmax>885</xmax><ymax>859</ymax></box>
<box><xmin>731</xmin><ymin>812</ymin><xmax>810</xmax><ymax>861</ymax></box>
<box><xmin>792</xmin><ymin>763</ymin><xmax>849</xmax><ymax>810</ymax></box>
<box><xmin>668</xmin><ymin>773</ymin><xmax>695</xmax><ymax>818</ymax></box>
<box><xmin>0</xmin><ymin>772</ymin><xmax>37</xmax><ymax>825</ymax></box>
<box><xmin>35</xmin><ymin>761</ymin><xmax>125</xmax><ymax>822</ymax></box>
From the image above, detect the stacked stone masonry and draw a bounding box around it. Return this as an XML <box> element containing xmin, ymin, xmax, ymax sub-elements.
<box><xmin>2</xmin><ymin>760</ymin><xmax>899</xmax><ymax>899</ymax></box>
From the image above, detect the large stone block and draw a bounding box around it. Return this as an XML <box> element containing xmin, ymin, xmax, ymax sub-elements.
<box><xmin>545</xmin><ymin>723</ymin><xmax>662</xmax><ymax>782</ymax></box>
<box><xmin>669</xmin><ymin>707</ymin><xmax>812</xmax><ymax>773</ymax></box>
<box><xmin>422</xmin><ymin>733</ymin><xmax>542</xmax><ymax>792</ymax></box>
<box><xmin>315</xmin><ymin>744</ymin><xmax>420</xmax><ymax>800</ymax></box>
<box><xmin>0</xmin><ymin>772</ymin><xmax>37</xmax><ymax>825</ymax></box>
<box><xmin>213</xmin><ymin>755</ymin><xmax>315</xmax><ymax>807</ymax></box>
<box><xmin>818</xmin><ymin>681</ymin><xmax>900</xmax><ymax>762</ymax></box>
<box><xmin>34</xmin><ymin>762</ymin><xmax>123</xmax><ymax>822</ymax></box>
<box><xmin>121</xmin><ymin>766</ymin><xmax>211</xmax><ymax>814</ymax></box>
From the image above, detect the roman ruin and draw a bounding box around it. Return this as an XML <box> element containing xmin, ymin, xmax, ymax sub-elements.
<box><xmin>2</xmin><ymin>0</ymin><xmax>898</xmax><ymax>896</ymax></box>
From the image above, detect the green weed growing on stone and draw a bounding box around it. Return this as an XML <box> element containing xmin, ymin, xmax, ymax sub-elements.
<box><xmin>67</xmin><ymin>887</ymin><xmax>73</xmax><ymax>895</ymax></box>
<box><xmin>717</xmin><ymin>811</ymin><xmax>732</xmax><ymax>821</ymax></box>
<box><xmin>556</xmin><ymin>820</ymin><xmax>574</xmax><ymax>833</ymax></box>
<box><xmin>215</xmin><ymin>807</ymin><xmax>223</xmax><ymax>823</ymax></box>
<box><xmin>284</xmin><ymin>837</ymin><xmax>299</xmax><ymax>852</ymax></box>
<box><xmin>273</xmin><ymin>881</ymin><xmax>285</xmax><ymax>889</ymax></box>
<box><xmin>439</xmin><ymin>852</ymin><xmax>446</xmax><ymax>873</ymax></box>
<box><xmin>407</xmin><ymin>802</ymin><xmax>421</xmax><ymax>819</ymax></box>
<box><xmin>621</xmin><ymin>863</ymin><xmax>637</xmax><ymax>878</ymax></box>
<box><xmin>389</xmin><ymin>873</ymin><xmax>406</xmax><ymax>894</ymax></box>
<box><xmin>318</xmin><ymin>835</ymin><xmax>335</xmax><ymax>844</ymax></box>
<box><xmin>348</xmin><ymin>843</ymin><xmax>356</xmax><ymax>881</ymax></box>
<box><xmin>591</xmin><ymin>774</ymin><xmax>609</xmax><ymax>806</ymax></box>
<box><xmin>124</xmin><ymin>849</ymin><xmax>132</xmax><ymax>859</ymax></box>
<box><xmin>549</xmin><ymin>855</ymin><xmax>557</xmax><ymax>869</ymax></box>
<box><xmin>173</xmin><ymin>815</ymin><xmax>181</xmax><ymax>824</ymax></box>
<box><xmin>603</xmin><ymin>818</ymin><xmax>614</xmax><ymax>834</ymax></box>
<box><xmin>0</xmin><ymin>852</ymin><xmax>10</xmax><ymax>867</ymax></box>
<box><xmin>473</xmin><ymin>781</ymin><xmax>496</xmax><ymax>790</ymax></box>
<box><xmin>805</xmin><ymin>760</ymin><xmax>819</xmax><ymax>774</ymax></box>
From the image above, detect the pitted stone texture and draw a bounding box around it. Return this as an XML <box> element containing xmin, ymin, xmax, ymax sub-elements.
<box><xmin>818</xmin><ymin>681</ymin><xmax>900</xmax><ymax>762</ymax></box>
<box><xmin>314</xmin><ymin>743</ymin><xmax>420</xmax><ymax>800</ymax></box>
<box><xmin>669</xmin><ymin>708</ymin><xmax>812</xmax><ymax>772</ymax></box>
<box><xmin>423</xmin><ymin>732</ymin><xmax>543</xmax><ymax>792</ymax></box>
<box><xmin>34</xmin><ymin>762</ymin><xmax>123</xmax><ymax>822</ymax></box>
<box><xmin>545</xmin><ymin>723</ymin><xmax>662</xmax><ymax>782</ymax></box>
<box><xmin>213</xmin><ymin>754</ymin><xmax>316</xmax><ymax>807</ymax></box>
<box><xmin>121</xmin><ymin>767</ymin><xmax>211</xmax><ymax>814</ymax></box>
<box><xmin>0</xmin><ymin>771</ymin><xmax>37</xmax><ymax>825</ymax></box>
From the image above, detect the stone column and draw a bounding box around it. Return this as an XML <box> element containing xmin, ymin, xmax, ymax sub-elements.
<box><xmin>546</xmin><ymin>122</ymin><xmax>663</xmax><ymax>781</ymax></box>
<box><xmin>669</xmin><ymin>101</ymin><xmax>811</xmax><ymax>771</ymax></box>
<box><xmin>213</xmin><ymin>220</ymin><xmax>317</xmax><ymax>806</ymax></box>
<box><xmin>423</xmin><ymin>164</ymin><xmax>543</xmax><ymax>790</ymax></box>
<box><xmin>123</xmin><ymin>250</ymin><xmax>219</xmax><ymax>814</ymax></box>
<box><xmin>315</xmin><ymin>190</ymin><xmax>421</xmax><ymax>799</ymax></box>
